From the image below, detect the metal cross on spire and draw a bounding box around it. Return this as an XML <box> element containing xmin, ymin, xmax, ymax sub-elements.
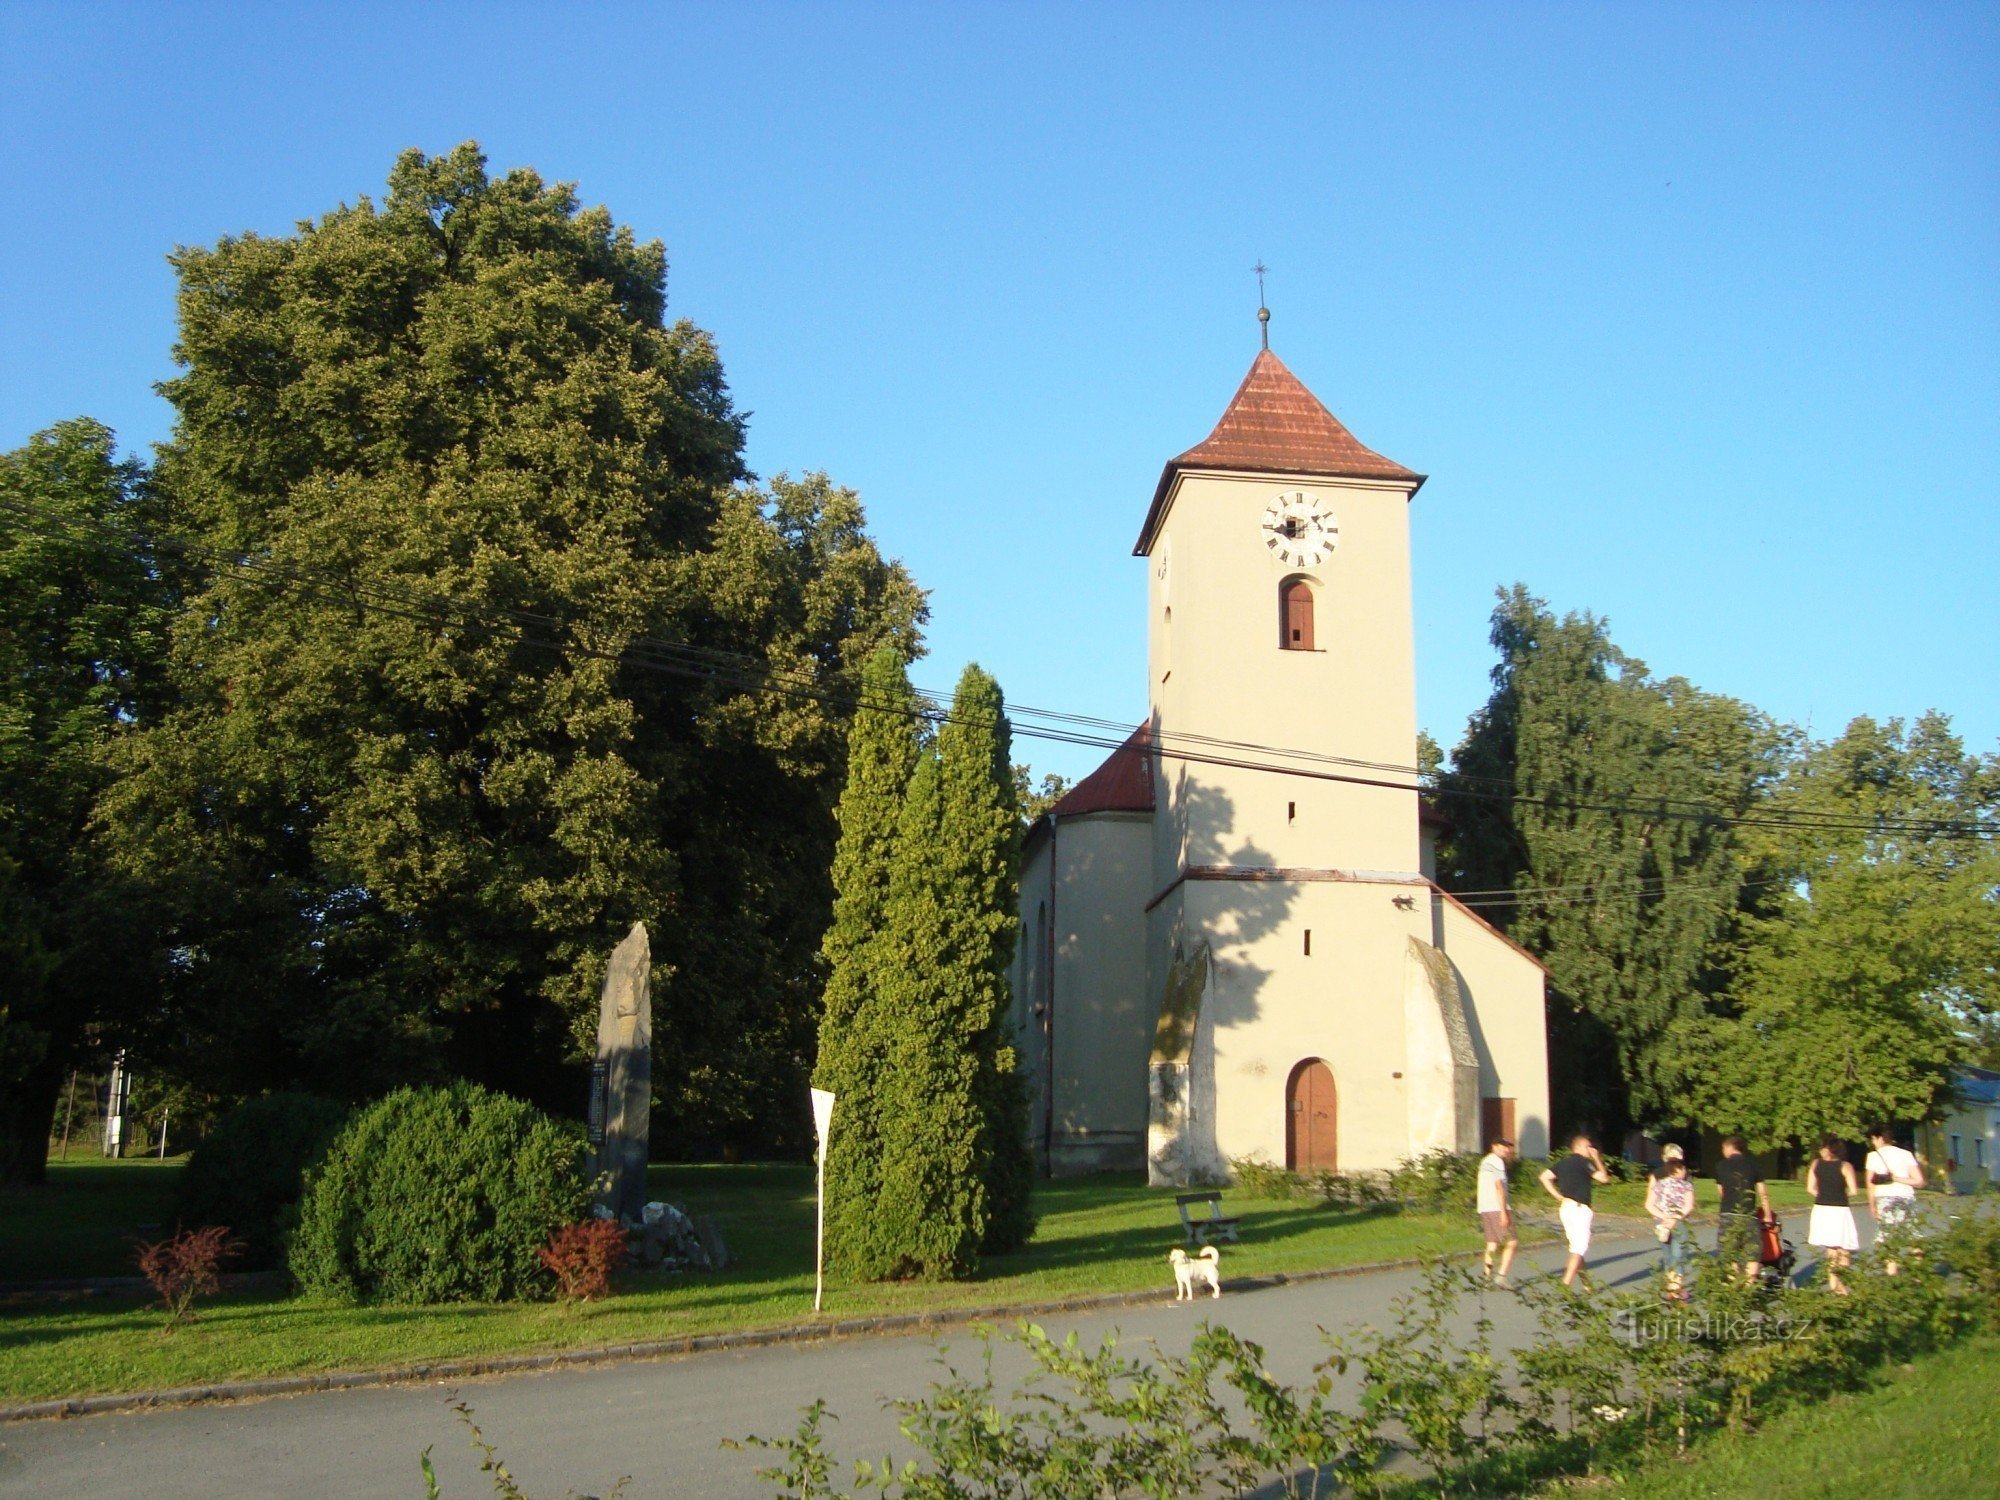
<box><xmin>1253</xmin><ymin>261</ymin><xmax>1270</xmax><ymax>350</ymax></box>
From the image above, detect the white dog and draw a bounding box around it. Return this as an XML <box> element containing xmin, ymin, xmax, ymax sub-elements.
<box><xmin>1170</xmin><ymin>1244</ymin><xmax>1222</xmax><ymax>1301</ymax></box>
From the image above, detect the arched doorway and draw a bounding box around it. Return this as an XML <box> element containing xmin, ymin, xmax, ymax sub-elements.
<box><xmin>1286</xmin><ymin>1058</ymin><xmax>1338</xmax><ymax>1174</ymax></box>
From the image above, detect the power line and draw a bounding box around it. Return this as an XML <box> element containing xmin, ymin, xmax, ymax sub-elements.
<box><xmin>6</xmin><ymin>497</ymin><xmax>1996</xmax><ymax>841</ymax></box>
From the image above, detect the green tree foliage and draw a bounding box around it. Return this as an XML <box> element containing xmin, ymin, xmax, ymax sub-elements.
<box><xmin>1012</xmin><ymin>765</ymin><xmax>1072</xmax><ymax>824</ymax></box>
<box><xmin>97</xmin><ymin>144</ymin><xmax>922</xmax><ymax>1146</ymax></box>
<box><xmin>1440</xmin><ymin>586</ymin><xmax>1785</xmax><ymax>1134</ymax></box>
<box><xmin>0</xmin><ymin>420</ymin><xmax>170</xmax><ymax>1185</ymax></box>
<box><xmin>871</xmin><ymin>664</ymin><xmax>1030</xmax><ymax>1278</ymax></box>
<box><xmin>814</xmin><ymin>646</ymin><xmax>923</xmax><ymax>1278</ymax></box>
<box><xmin>177</xmin><ymin>1092</ymin><xmax>351</xmax><ymax>1268</ymax></box>
<box><xmin>936</xmin><ymin>669</ymin><xmax>1034</xmax><ymax>1254</ymax></box>
<box><xmin>1666</xmin><ymin>713</ymin><xmax>2000</xmax><ymax>1145</ymax></box>
<box><xmin>289</xmin><ymin>1081</ymin><xmax>587</xmax><ymax>1303</ymax></box>
<box><xmin>873</xmin><ymin>750</ymin><xmax>985</xmax><ymax>1276</ymax></box>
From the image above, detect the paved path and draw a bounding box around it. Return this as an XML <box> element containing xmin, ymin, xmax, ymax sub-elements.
<box><xmin>0</xmin><ymin>1215</ymin><xmax>1841</xmax><ymax>1500</ymax></box>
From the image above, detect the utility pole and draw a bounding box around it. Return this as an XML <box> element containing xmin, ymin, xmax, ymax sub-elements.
<box><xmin>57</xmin><ymin>1069</ymin><xmax>79</xmax><ymax>1160</ymax></box>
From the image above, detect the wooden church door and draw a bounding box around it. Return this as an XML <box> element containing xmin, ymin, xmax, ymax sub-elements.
<box><xmin>1286</xmin><ymin>1059</ymin><xmax>1338</xmax><ymax>1174</ymax></box>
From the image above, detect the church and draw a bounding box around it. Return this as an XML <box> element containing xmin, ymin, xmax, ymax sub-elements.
<box><xmin>1010</xmin><ymin>343</ymin><xmax>1550</xmax><ymax>1186</ymax></box>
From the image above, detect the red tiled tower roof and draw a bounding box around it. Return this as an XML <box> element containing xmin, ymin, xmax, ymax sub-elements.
<box><xmin>1134</xmin><ymin>349</ymin><xmax>1423</xmax><ymax>554</ymax></box>
<box><xmin>1047</xmin><ymin>724</ymin><xmax>1155</xmax><ymax>818</ymax></box>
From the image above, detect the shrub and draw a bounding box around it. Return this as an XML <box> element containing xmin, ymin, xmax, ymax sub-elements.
<box><xmin>1387</xmin><ymin>1148</ymin><xmax>1482</xmax><ymax>1211</ymax></box>
<box><xmin>1308</xmin><ymin>1168</ymin><xmax>1392</xmax><ymax>1211</ymax></box>
<box><xmin>289</xmin><ymin>1082</ymin><xmax>589</xmax><ymax>1304</ymax></box>
<box><xmin>540</xmin><ymin>1218</ymin><xmax>630</xmax><ymax>1303</ymax></box>
<box><xmin>1938</xmin><ymin>1210</ymin><xmax>2000</xmax><ymax>1329</ymax></box>
<box><xmin>135</xmin><ymin>1224</ymin><xmax>242</xmax><ymax>1328</ymax></box>
<box><xmin>1228</xmin><ymin>1155</ymin><xmax>1304</xmax><ymax>1199</ymax></box>
<box><xmin>177</xmin><ymin>1092</ymin><xmax>351</xmax><ymax>1269</ymax></box>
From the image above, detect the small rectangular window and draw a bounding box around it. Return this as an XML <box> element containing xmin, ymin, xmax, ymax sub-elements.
<box><xmin>1303</xmin><ymin>930</ymin><xmax>1312</xmax><ymax>956</ymax></box>
<box><xmin>1976</xmin><ymin>1139</ymin><xmax>1986</xmax><ymax>1168</ymax></box>
<box><xmin>1951</xmin><ymin>1134</ymin><xmax>1962</xmax><ymax>1162</ymax></box>
<box><xmin>1287</xmin><ymin>801</ymin><xmax>1296</xmax><ymax>824</ymax></box>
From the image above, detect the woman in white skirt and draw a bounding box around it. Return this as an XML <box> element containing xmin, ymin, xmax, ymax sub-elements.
<box><xmin>1803</xmin><ymin>1135</ymin><xmax>1860</xmax><ymax>1294</ymax></box>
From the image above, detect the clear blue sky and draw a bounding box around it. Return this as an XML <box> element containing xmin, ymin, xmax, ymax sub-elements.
<box><xmin>4</xmin><ymin>3</ymin><xmax>1995</xmax><ymax>784</ymax></box>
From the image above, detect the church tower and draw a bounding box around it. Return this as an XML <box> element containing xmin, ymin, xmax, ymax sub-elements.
<box><xmin>1011</xmin><ymin>343</ymin><xmax>1550</xmax><ymax>1187</ymax></box>
<box><xmin>1135</xmin><ymin>348</ymin><xmax>1425</xmax><ymax>890</ymax></box>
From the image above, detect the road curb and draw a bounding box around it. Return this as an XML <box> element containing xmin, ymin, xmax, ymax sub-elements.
<box><xmin>0</xmin><ymin>1244</ymin><xmax>1535</xmax><ymax>1425</ymax></box>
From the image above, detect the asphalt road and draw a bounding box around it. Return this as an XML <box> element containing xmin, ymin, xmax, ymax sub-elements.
<box><xmin>0</xmin><ymin>1214</ymin><xmax>1840</xmax><ymax>1500</ymax></box>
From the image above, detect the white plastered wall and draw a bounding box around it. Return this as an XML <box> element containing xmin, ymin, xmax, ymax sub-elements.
<box><xmin>1182</xmin><ymin>877</ymin><xmax>1440</xmax><ymax>1175</ymax></box>
<box><xmin>1043</xmin><ymin>812</ymin><xmax>1153</xmax><ymax>1172</ymax></box>
<box><xmin>1435</xmin><ymin>894</ymin><xmax>1551</xmax><ymax>1158</ymax></box>
<box><xmin>1145</xmin><ymin>468</ymin><xmax>1423</xmax><ymax>887</ymax></box>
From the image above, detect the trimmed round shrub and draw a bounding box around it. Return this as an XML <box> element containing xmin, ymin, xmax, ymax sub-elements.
<box><xmin>289</xmin><ymin>1082</ymin><xmax>589</xmax><ymax>1304</ymax></box>
<box><xmin>177</xmin><ymin>1092</ymin><xmax>352</xmax><ymax>1269</ymax></box>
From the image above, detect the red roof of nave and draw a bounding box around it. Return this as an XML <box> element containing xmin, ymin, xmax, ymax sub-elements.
<box><xmin>1047</xmin><ymin>724</ymin><xmax>1156</xmax><ymax>818</ymax></box>
<box><xmin>1134</xmin><ymin>349</ymin><xmax>1422</xmax><ymax>554</ymax></box>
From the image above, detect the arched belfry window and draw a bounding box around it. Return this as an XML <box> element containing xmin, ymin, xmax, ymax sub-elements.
<box><xmin>1279</xmin><ymin>577</ymin><xmax>1315</xmax><ymax>651</ymax></box>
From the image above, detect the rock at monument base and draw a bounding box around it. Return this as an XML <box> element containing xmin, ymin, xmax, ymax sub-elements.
<box><xmin>638</xmin><ymin>1200</ymin><xmax>726</xmax><ymax>1271</ymax></box>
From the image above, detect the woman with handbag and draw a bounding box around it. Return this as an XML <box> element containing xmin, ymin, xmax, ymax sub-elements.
<box><xmin>1865</xmin><ymin>1125</ymin><xmax>1926</xmax><ymax>1276</ymax></box>
<box><xmin>1644</xmin><ymin>1144</ymin><xmax>1696</xmax><ymax>1298</ymax></box>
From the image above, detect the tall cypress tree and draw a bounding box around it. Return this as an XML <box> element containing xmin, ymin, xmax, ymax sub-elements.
<box><xmin>813</xmin><ymin>646</ymin><xmax>921</xmax><ymax>1278</ymax></box>
<box><xmin>934</xmin><ymin>666</ymin><xmax>1035</xmax><ymax>1255</ymax></box>
<box><xmin>874</xmin><ymin>747</ymin><xmax>987</xmax><ymax>1277</ymax></box>
<box><xmin>871</xmin><ymin>664</ymin><xmax>1031</xmax><ymax>1278</ymax></box>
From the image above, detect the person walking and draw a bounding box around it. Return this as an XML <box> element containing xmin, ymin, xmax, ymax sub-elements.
<box><xmin>1865</xmin><ymin>1125</ymin><xmax>1926</xmax><ymax>1275</ymax></box>
<box><xmin>1644</xmin><ymin>1143</ymin><xmax>1696</xmax><ymax>1298</ymax></box>
<box><xmin>1477</xmin><ymin>1137</ymin><xmax>1518</xmax><ymax>1285</ymax></box>
<box><xmin>1539</xmin><ymin>1132</ymin><xmax>1612</xmax><ymax>1287</ymax></box>
<box><xmin>1803</xmin><ymin>1136</ymin><xmax>1860</xmax><ymax>1295</ymax></box>
<box><xmin>1713</xmin><ymin>1137</ymin><xmax>1772</xmax><ymax>1284</ymax></box>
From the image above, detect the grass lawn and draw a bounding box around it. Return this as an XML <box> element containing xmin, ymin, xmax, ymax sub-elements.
<box><xmin>0</xmin><ymin>1156</ymin><xmax>189</xmax><ymax>1282</ymax></box>
<box><xmin>0</xmin><ymin>1162</ymin><xmax>1526</xmax><ymax>1405</ymax></box>
<box><xmin>1588</xmin><ymin>1174</ymin><xmax>1813</xmax><ymax>1221</ymax></box>
<box><xmin>1549</xmin><ymin>1335</ymin><xmax>2000</xmax><ymax>1498</ymax></box>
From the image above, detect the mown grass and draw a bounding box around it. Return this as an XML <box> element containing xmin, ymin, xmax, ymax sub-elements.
<box><xmin>1587</xmin><ymin>1173</ymin><xmax>1812</xmax><ymax>1221</ymax></box>
<box><xmin>1544</xmin><ymin>1335</ymin><xmax>2000</xmax><ymax>1498</ymax></box>
<box><xmin>0</xmin><ymin>1163</ymin><xmax>1529</xmax><ymax>1404</ymax></box>
<box><xmin>0</xmin><ymin>1156</ymin><xmax>188</xmax><ymax>1282</ymax></box>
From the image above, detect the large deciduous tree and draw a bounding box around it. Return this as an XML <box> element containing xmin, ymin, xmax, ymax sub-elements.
<box><xmin>100</xmin><ymin>144</ymin><xmax>922</xmax><ymax>1146</ymax></box>
<box><xmin>1665</xmin><ymin>713</ymin><xmax>2000</xmax><ymax>1145</ymax></box>
<box><xmin>1439</xmin><ymin>586</ymin><xmax>1785</xmax><ymax>1136</ymax></box>
<box><xmin>0</xmin><ymin>420</ymin><xmax>171</xmax><ymax>1185</ymax></box>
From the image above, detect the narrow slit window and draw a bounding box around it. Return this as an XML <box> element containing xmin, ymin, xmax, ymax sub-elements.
<box><xmin>1287</xmin><ymin>801</ymin><xmax>1297</xmax><ymax>824</ymax></box>
<box><xmin>1280</xmin><ymin>578</ymin><xmax>1315</xmax><ymax>650</ymax></box>
<box><xmin>1303</xmin><ymin>929</ymin><xmax>1312</xmax><ymax>956</ymax></box>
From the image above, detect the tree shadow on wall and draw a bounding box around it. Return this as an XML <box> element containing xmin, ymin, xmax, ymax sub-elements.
<box><xmin>1161</xmin><ymin>766</ymin><xmax>1305</xmax><ymax>1168</ymax></box>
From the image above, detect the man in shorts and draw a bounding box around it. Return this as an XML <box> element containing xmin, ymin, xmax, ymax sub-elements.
<box><xmin>1477</xmin><ymin>1138</ymin><xmax>1518</xmax><ymax>1285</ymax></box>
<box><xmin>1713</xmin><ymin>1136</ymin><xmax>1772</xmax><ymax>1284</ymax></box>
<box><xmin>1539</xmin><ymin>1132</ymin><xmax>1612</xmax><ymax>1287</ymax></box>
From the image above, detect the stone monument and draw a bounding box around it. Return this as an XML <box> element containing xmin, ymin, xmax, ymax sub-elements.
<box><xmin>589</xmin><ymin>921</ymin><xmax>652</xmax><ymax>1223</ymax></box>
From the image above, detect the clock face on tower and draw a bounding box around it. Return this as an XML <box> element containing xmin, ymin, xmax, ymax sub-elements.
<box><xmin>1259</xmin><ymin>490</ymin><xmax>1338</xmax><ymax>568</ymax></box>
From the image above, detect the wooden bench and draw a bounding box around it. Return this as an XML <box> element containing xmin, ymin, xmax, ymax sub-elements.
<box><xmin>1175</xmin><ymin>1190</ymin><xmax>1241</xmax><ymax>1246</ymax></box>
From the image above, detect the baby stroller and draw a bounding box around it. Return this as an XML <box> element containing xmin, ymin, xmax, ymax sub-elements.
<box><xmin>1756</xmin><ymin>1209</ymin><xmax>1796</xmax><ymax>1289</ymax></box>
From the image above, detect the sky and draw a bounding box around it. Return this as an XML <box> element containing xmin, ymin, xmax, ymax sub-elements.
<box><xmin>3</xmin><ymin>2</ymin><xmax>1996</xmax><ymax>785</ymax></box>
